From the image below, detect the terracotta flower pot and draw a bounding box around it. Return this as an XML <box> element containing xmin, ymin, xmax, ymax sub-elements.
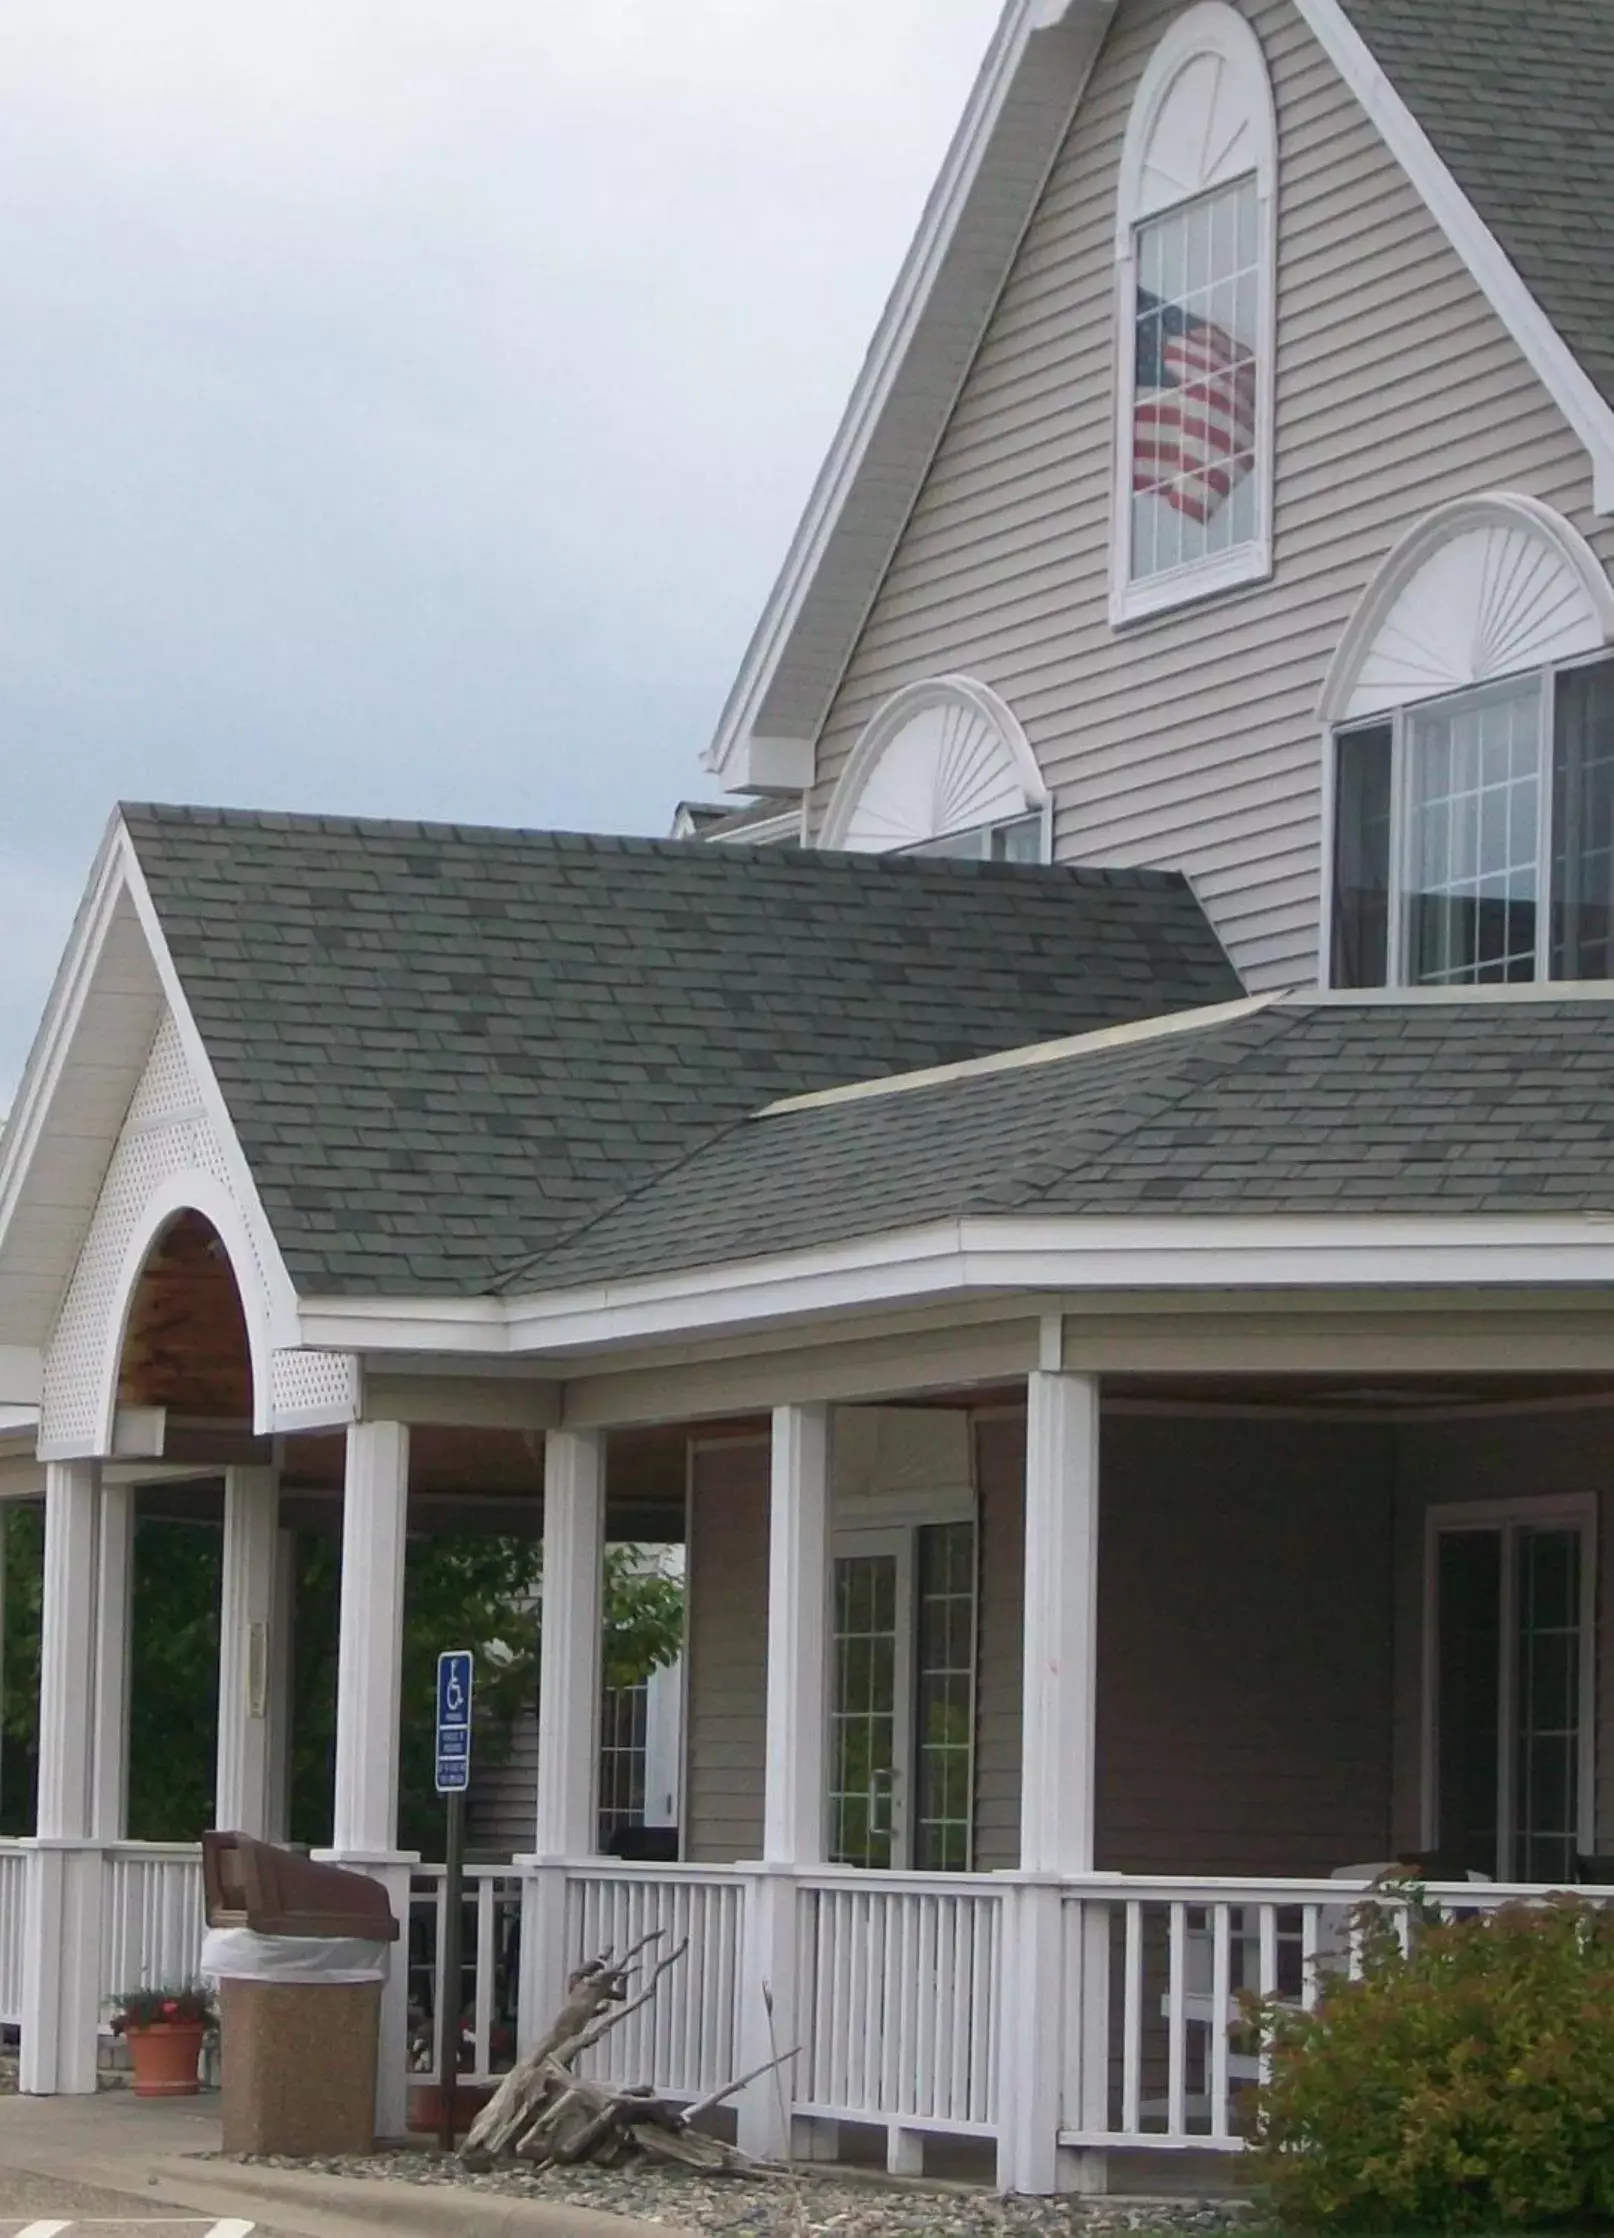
<box><xmin>125</xmin><ymin>2020</ymin><xmax>206</xmax><ymax>2098</ymax></box>
<box><xmin>407</xmin><ymin>2079</ymin><xmax>494</xmax><ymax>2137</ymax></box>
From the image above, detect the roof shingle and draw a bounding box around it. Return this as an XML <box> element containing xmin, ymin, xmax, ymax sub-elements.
<box><xmin>122</xmin><ymin>804</ymin><xmax>1239</xmax><ymax>1296</ymax></box>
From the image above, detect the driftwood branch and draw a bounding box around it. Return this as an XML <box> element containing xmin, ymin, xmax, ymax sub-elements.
<box><xmin>460</xmin><ymin>1934</ymin><xmax>781</xmax><ymax>2176</ymax></box>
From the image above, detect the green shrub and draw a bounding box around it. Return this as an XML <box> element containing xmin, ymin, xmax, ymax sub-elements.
<box><xmin>1247</xmin><ymin>1895</ymin><xmax>1614</xmax><ymax>2231</ymax></box>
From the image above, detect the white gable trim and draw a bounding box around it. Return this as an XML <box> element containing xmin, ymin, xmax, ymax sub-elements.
<box><xmin>703</xmin><ymin>0</ymin><xmax>1118</xmax><ymax>792</ymax></box>
<box><xmin>705</xmin><ymin>0</ymin><xmax>1614</xmax><ymax>798</ymax></box>
<box><xmin>117</xmin><ymin>833</ymin><xmax>303</xmax><ymax>1354</ymax></box>
<box><xmin>0</xmin><ymin>818</ymin><xmax>317</xmax><ymax>1448</ymax></box>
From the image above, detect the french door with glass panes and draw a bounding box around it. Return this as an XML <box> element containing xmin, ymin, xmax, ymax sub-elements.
<box><xmin>1427</xmin><ymin>1499</ymin><xmax>1596</xmax><ymax>1883</ymax></box>
<box><xmin>829</xmin><ymin>1519</ymin><xmax>978</xmax><ymax>1872</ymax></box>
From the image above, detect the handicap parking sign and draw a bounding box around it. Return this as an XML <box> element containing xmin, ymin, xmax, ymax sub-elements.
<box><xmin>436</xmin><ymin>1649</ymin><xmax>474</xmax><ymax>1794</ymax></box>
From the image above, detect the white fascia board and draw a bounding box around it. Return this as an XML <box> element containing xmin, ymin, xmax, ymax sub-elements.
<box><xmin>297</xmin><ymin>1293</ymin><xmax>510</xmax><ymax>1355</ymax></box>
<box><xmin>0</xmin><ymin>1350</ymin><xmax>42</xmax><ymax>1406</ymax></box>
<box><xmin>703</xmin><ymin>0</ymin><xmax>1114</xmax><ymax>790</ymax></box>
<box><xmin>0</xmin><ymin>817</ymin><xmax>131</xmax><ymax>1278</ymax></box>
<box><xmin>117</xmin><ymin>827</ymin><xmax>304</xmax><ymax>1354</ymax></box>
<box><xmin>298</xmin><ymin>1212</ymin><xmax>1614</xmax><ymax>1361</ymax></box>
<box><xmin>1292</xmin><ymin>0</ymin><xmax>1614</xmax><ymax>514</ymax></box>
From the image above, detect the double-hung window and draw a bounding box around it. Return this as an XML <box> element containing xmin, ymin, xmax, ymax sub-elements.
<box><xmin>1331</xmin><ymin>655</ymin><xmax>1614</xmax><ymax>987</ymax></box>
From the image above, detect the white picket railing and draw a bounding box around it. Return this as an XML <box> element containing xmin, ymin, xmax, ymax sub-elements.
<box><xmin>1055</xmin><ymin>1875</ymin><xmax>1604</xmax><ymax>2153</ymax></box>
<box><xmin>795</xmin><ymin>1872</ymin><xmax>1003</xmax><ymax>2135</ymax></box>
<box><xmin>408</xmin><ymin>1865</ymin><xmax>525</xmax><ymax>2085</ymax></box>
<box><xmin>563</xmin><ymin>1865</ymin><xmax>745</xmax><ymax>2100</ymax></box>
<box><xmin>100</xmin><ymin>1843</ymin><xmax>206</xmax><ymax>2006</ymax></box>
<box><xmin>0</xmin><ymin>1841</ymin><xmax>27</xmax><ymax>2024</ymax></box>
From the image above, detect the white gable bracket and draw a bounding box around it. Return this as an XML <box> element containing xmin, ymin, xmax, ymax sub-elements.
<box><xmin>1292</xmin><ymin>0</ymin><xmax>1614</xmax><ymax>516</ymax></box>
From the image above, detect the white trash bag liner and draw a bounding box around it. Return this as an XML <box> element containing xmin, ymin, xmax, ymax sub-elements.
<box><xmin>201</xmin><ymin>1927</ymin><xmax>389</xmax><ymax>1986</ymax></box>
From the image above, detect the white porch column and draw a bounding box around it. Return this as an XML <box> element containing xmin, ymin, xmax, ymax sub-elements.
<box><xmin>518</xmin><ymin>1429</ymin><xmax>605</xmax><ymax>2060</ymax></box>
<box><xmin>318</xmin><ymin>1419</ymin><xmax>413</xmax><ymax>2140</ymax></box>
<box><xmin>737</xmin><ymin>1402</ymin><xmax>831</xmax><ymax>2160</ymax></box>
<box><xmin>1000</xmin><ymin>1368</ymin><xmax>1104</xmax><ymax>2197</ymax></box>
<box><xmin>533</xmin><ymin>1428</ymin><xmax>605</xmax><ymax>1859</ymax></box>
<box><xmin>1020</xmin><ymin>1370</ymin><xmax>1100</xmax><ymax>1876</ymax></box>
<box><xmin>331</xmin><ymin>1423</ymin><xmax>410</xmax><ymax>1855</ymax></box>
<box><xmin>22</xmin><ymin>1461</ymin><xmax>105</xmax><ymax>2095</ymax></box>
<box><xmin>90</xmin><ymin>1481</ymin><xmax>134</xmax><ymax>1842</ymax></box>
<box><xmin>266</xmin><ymin>1524</ymin><xmax>297</xmax><ymax>1844</ymax></box>
<box><xmin>216</xmin><ymin>1466</ymin><xmax>279</xmax><ymax>1837</ymax></box>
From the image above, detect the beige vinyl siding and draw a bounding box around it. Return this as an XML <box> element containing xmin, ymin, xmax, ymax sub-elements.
<box><xmin>1388</xmin><ymin>1409</ymin><xmax>1614</xmax><ymax>1860</ymax></box>
<box><xmin>806</xmin><ymin>0</ymin><xmax>1614</xmax><ymax>990</ymax></box>
<box><xmin>685</xmin><ymin>1436</ymin><xmax>770</xmax><ymax>1863</ymax></box>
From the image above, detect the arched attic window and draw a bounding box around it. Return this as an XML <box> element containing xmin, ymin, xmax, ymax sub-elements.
<box><xmin>1112</xmin><ymin>3</ymin><xmax>1277</xmax><ymax>626</ymax></box>
<box><xmin>818</xmin><ymin>678</ymin><xmax>1050</xmax><ymax>860</ymax></box>
<box><xmin>1320</xmin><ymin>494</ymin><xmax>1614</xmax><ymax>989</ymax></box>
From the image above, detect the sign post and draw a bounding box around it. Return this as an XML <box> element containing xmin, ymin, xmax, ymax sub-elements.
<box><xmin>435</xmin><ymin>1649</ymin><xmax>474</xmax><ymax>2152</ymax></box>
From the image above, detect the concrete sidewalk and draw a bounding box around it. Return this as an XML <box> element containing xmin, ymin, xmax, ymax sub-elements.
<box><xmin>0</xmin><ymin>2096</ymin><xmax>693</xmax><ymax>2238</ymax></box>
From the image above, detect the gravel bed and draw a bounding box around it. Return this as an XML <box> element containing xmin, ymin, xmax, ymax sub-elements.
<box><xmin>224</xmin><ymin>2149</ymin><xmax>1262</xmax><ymax>2235</ymax></box>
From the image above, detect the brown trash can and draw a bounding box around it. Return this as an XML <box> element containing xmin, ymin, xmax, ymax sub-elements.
<box><xmin>203</xmin><ymin>1832</ymin><xmax>400</xmax><ymax>2159</ymax></box>
<box><xmin>219</xmin><ymin>1976</ymin><xmax>383</xmax><ymax>2156</ymax></box>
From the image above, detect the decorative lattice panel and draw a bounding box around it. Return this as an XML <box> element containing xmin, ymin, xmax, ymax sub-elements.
<box><xmin>40</xmin><ymin>1014</ymin><xmax>281</xmax><ymax>1451</ymax></box>
<box><xmin>271</xmin><ymin>1347</ymin><xmax>360</xmax><ymax>1426</ymax></box>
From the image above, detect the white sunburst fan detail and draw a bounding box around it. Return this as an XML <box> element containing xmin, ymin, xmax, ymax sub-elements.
<box><xmin>1138</xmin><ymin>52</ymin><xmax>1252</xmax><ymax>219</ymax></box>
<box><xmin>1322</xmin><ymin>494</ymin><xmax>1614</xmax><ymax>723</ymax></box>
<box><xmin>1120</xmin><ymin>4</ymin><xmax>1277</xmax><ymax>239</ymax></box>
<box><xmin>820</xmin><ymin>678</ymin><xmax>1046</xmax><ymax>853</ymax></box>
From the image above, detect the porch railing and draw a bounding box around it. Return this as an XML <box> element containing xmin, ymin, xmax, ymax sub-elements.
<box><xmin>562</xmin><ymin>1864</ymin><xmax>745</xmax><ymax>2100</ymax></box>
<box><xmin>0</xmin><ymin>1841</ymin><xmax>26</xmax><ymax>2024</ymax></box>
<box><xmin>99</xmin><ymin>1843</ymin><xmax>207</xmax><ymax>2008</ymax></box>
<box><xmin>795</xmin><ymin>1871</ymin><xmax>1003</xmax><ymax>2135</ymax></box>
<box><xmin>407</xmin><ymin>1864</ymin><xmax>525</xmax><ymax>2086</ymax></box>
<box><xmin>1055</xmin><ymin>1875</ymin><xmax>1599</xmax><ymax>2153</ymax></box>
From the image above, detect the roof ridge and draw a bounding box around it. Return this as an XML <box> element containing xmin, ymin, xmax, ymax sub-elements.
<box><xmin>118</xmin><ymin>800</ymin><xmax>1192</xmax><ymax>887</ymax></box>
<box><xmin>965</xmin><ymin>1001</ymin><xmax>1303</xmax><ymax>1217</ymax></box>
<box><xmin>758</xmin><ymin>992</ymin><xmax>1281</xmax><ymax>1116</ymax></box>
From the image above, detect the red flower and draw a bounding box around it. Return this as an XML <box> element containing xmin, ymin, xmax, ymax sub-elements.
<box><xmin>162</xmin><ymin>1999</ymin><xmax>179</xmax><ymax>2017</ymax></box>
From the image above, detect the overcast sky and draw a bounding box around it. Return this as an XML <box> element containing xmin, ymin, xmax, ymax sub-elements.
<box><xmin>0</xmin><ymin>0</ymin><xmax>999</xmax><ymax>1104</ymax></box>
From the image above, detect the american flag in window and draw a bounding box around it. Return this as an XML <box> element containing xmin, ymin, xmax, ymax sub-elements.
<box><xmin>1130</xmin><ymin>176</ymin><xmax>1262</xmax><ymax>581</ymax></box>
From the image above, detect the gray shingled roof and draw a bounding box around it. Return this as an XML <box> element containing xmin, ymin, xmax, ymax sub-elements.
<box><xmin>1338</xmin><ymin>0</ymin><xmax>1614</xmax><ymax>409</ymax></box>
<box><xmin>122</xmin><ymin>804</ymin><xmax>1238</xmax><ymax>1296</ymax></box>
<box><xmin>509</xmin><ymin>997</ymin><xmax>1614</xmax><ymax>1292</ymax></box>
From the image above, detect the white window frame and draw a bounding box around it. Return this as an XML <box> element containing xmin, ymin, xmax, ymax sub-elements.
<box><xmin>1317</xmin><ymin>494</ymin><xmax>1614</xmax><ymax>985</ymax></box>
<box><xmin>1324</xmin><ymin>648</ymin><xmax>1614</xmax><ymax>989</ymax></box>
<box><xmin>1111</xmin><ymin>4</ymin><xmax>1278</xmax><ymax>629</ymax></box>
<box><xmin>817</xmin><ymin>676</ymin><xmax>1050</xmax><ymax>858</ymax></box>
<box><xmin>1420</xmin><ymin>1494</ymin><xmax>1598</xmax><ymax>1879</ymax></box>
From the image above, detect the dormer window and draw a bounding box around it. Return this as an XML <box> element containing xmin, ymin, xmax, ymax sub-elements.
<box><xmin>818</xmin><ymin>678</ymin><xmax>1050</xmax><ymax>862</ymax></box>
<box><xmin>1323</xmin><ymin>497</ymin><xmax>1614</xmax><ymax>987</ymax></box>
<box><xmin>1112</xmin><ymin>6</ymin><xmax>1277</xmax><ymax>627</ymax></box>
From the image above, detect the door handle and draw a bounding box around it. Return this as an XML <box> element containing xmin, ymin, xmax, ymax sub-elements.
<box><xmin>868</xmin><ymin>1768</ymin><xmax>895</xmax><ymax>1839</ymax></box>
